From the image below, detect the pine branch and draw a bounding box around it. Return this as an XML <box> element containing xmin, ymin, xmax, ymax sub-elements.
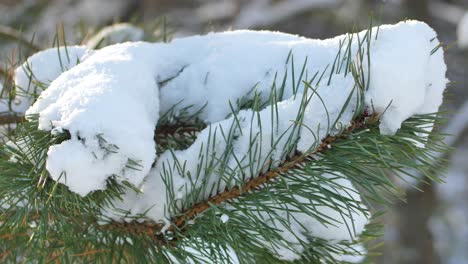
<box><xmin>104</xmin><ymin>113</ymin><xmax>378</xmax><ymax>238</ymax></box>
<box><xmin>0</xmin><ymin>20</ymin><xmax>449</xmax><ymax>262</ymax></box>
<box><xmin>171</xmin><ymin>115</ymin><xmax>375</xmax><ymax>229</ymax></box>
<box><xmin>0</xmin><ymin>112</ymin><xmax>378</xmax><ymax>249</ymax></box>
<box><xmin>0</xmin><ymin>113</ymin><xmax>202</xmax><ymax>136</ymax></box>
<box><xmin>0</xmin><ymin>114</ymin><xmax>25</xmax><ymax>124</ymax></box>
<box><xmin>0</xmin><ymin>66</ymin><xmax>9</xmax><ymax>78</ymax></box>
<box><xmin>0</xmin><ymin>107</ymin><xmax>447</xmax><ymax>263</ymax></box>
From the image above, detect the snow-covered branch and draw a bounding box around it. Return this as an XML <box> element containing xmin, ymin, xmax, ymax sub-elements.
<box><xmin>0</xmin><ymin>20</ymin><xmax>449</xmax><ymax>262</ymax></box>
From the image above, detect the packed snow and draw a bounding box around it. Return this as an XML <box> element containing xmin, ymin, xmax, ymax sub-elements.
<box><xmin>13</xmin><ymin>20</ymin><xmax>447</xmax><ymax>260</ymax></box>
<box><xmin>220</xmin><ymin>214</ymin><xmax>229</xmax><ymax>223</ymax></box>
<box><xmin>1</xmin><ymin>46</ymin><xmax>90</xmax><ymax>115</ymax></box>
<box><xmin>26</xmin><ymin>43</ymin><xmax>161</xmax><ymax>195</ymax></box>
<box><xmin>106</xmin><ymin>75</ymin><xmax>359</xmax><ymax>226</ymax></box>
<box><xmin>244</xmin><ymin>173</ymin><xmax>368</xmax><ymax>260</ymax></box>
<box><xmin>156</xmin><ymin>21</ymin><xmax>446</xmax><ymax>136</ymax></box>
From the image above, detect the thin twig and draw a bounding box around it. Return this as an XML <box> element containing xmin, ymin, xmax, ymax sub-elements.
<box><xmin>0</xmin><ymin>60</ymin><xmax>15</xmax><ymax>99</ymax></box>
<box><xmin>169</xmin><ymin>114</ymin><xmax>373</xmax><ymax>230</ymax></box>
<box><xmin>71</xmin><ymin>249</ymin><xmax>109</xmax><ymax>257</ymax></box>
<box><xmin>0</xmin><ymin>66</ymin><xmax>9</xmax><ymax>78</ymax></box>
<box><xmin>0</xmin><ymin>117</ymin><xmax>204</xmax><ymax>138</ymax></box>
<box><xmin>1</xmin><ymin>114</ymin><xmax>376</xmax><ymax>246</ymax></box>
<box><xmin>0</xmin><ymin>114</ymin><xmax>25</xmax><ymax>124</ymax></box>
<box><xmin>106</xmin><ymin>113</ymin><xmax>376</xmax><ymax>238</ymax></box>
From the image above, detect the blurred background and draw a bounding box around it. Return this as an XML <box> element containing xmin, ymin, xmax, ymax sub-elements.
<box><xmin>0</xmin><ymin>0</ymin><xmax>466</xmax><ymax>263</ymax></box>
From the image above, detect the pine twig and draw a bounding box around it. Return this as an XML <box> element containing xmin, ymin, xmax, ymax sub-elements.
<box><xmin>0</xmin><ymin>66</ymin><xmax>9</xmax><ymax>78</ymax></box>
<box><xmin>106</xmin><ymin>113</ymin><xmax>378</xmax><ymax>239</ymax></box>
<box><xmin>0</xmin><ymin>114</ymin><xmax>25</xmax><ymax>124</ymax></box>
<box><xmin>170</xmin><ymin>113</ymin><xmax>375</xmax><ymax>230</ymax></box>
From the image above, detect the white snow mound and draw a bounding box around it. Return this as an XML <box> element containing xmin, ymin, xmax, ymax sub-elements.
<box><xmin>1</xmin><ymin>46</ymin><xmax>90</xmax><ymax>114</ymax></box>
<box><xmin>15</xmin><ymin>20</ymin><xmax>446</xmax><ymax>240</ymax></box>
<box><xmin>26</xmin><ymin>43</ymin><xmax>160</xmax><ymax>196</ymax></box>
<box><xmin>13</xmin><ymin>19</ymin><xmax>447</xmax><ymax>262</ymax></box>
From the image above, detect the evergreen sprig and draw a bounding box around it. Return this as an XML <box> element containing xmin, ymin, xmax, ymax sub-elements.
<box><xmin>0</xmin><ymin>19</ymin><xmax>449</xmax><ymax>263</ymax></box>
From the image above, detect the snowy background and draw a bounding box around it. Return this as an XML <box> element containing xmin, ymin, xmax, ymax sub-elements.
<box><xmin>0</xmin><ymin>0</ymin><xmax>467</xmax><ymax>263</ymax></box>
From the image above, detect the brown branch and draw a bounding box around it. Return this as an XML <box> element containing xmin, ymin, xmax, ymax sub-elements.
<box><xmin>0</xmin><ymin>232</ymin><xmax>28</xmax><ymax>240</ymax></box>
<box><xmin>0</xmin><ymin>114</ymin><xmax>377</xmax><ymax>250</ymax></box>
<box><xmin>105</xmin><ymin>113</ymin><xmax>378</xmax><ymax>239</ymax></box>
<box><xmin>0</xmin><ymin>55</ymin><xmax>16</xmax><ymax>99</ymax></box>
<box><xmin>0</xmin><ymin>66</ymin><xmax>9</xmax><ymax>78</ymax></box>
<box><xmin>71</xmin><ymin>249</ymin><xmax>109</xmax><ymax>257</ymax></box>
<box><xmin>0</xmin><ymin>114</ymin><xmax>25</xmax><ymax>124</ymax></box>
<box><xmin>102</xmin><ymin>220</ymin><xmax>161</xmax><ymax>237</ymax></box>
<box><xmin>169</xmin><ymin>114</ymin><xmax>374</xmax><ymax>230</ymax></box>
<box><xmin>0</xmin><ymin>112</ymin><xmax>205</xmax><ymax>133</ymax></box>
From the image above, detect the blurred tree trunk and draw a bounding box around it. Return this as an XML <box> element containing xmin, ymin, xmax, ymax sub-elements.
<box><xmin>397</xmin><ymin>182</ymin><xmax>440</xmax><ymax>264</ymax></box>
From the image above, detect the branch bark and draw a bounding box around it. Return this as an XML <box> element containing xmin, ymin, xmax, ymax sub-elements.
<box><xmin>106</xmin><ymin>113</ymin><xmax>376</xmax><ymax>239</ymax></box>
<box><xmin>0</xmin><ymin>66</ymin><xmax>10</xmax><ymax>78</ymax></box>
<box><xmin>0</xmin><ymin>114</ymin><xmax>25</xmax><ymax>124</ymax></box>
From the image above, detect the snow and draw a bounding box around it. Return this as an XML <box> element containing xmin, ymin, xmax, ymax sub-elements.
<box><xmin>303</xmin><ymin>173</ymin><xmax>368</xmax><ymax>241</ymax></box>
<box><xmin>106</xmin><ymin>82</ymin><xmax>362</xmax><ymax>260</ymax></box>
<box><xmin>14</xmin><ymin>20</ymin><xmax>447</xmax><ymax>260</ymax></box>
<box><xmin>157</xmin><ymin>21</ymin><xmax>446</xmax><ymax>135</ymax></box>
<box><xmin>252</xmin><ymin>173</ymin><xmax>368</xmax><ymax>261</ymax></box>
<box><xmin>364</xmin><ymin>22</ymin><xmax>447</xmax><ymax>134</ymax></box>
<box><xmin>337</xmin><ymin>244</ymin><xmax>367</xmax><ymax>263</ymax></box>
<box><xmin>2</xmin><ymin>46</ymin><xmax>91</xmax><ymax>115</ymax></box>
<box><xmin>457</xmin><ymin>11</ymin><xmax>468</xmax><ymax>49</ymax></box>
<box><xmin>220</xmin><ymin>214</ymin><xmax>229</xmax><ymax>223</ymax></box>
<box><xmin>108</xmin><ymin>73</ymin><xmax>358</xmax><ymax>223</ymax></box>
<box><xmin>86</xmin><ymin>23</ymin><xmax>144</xmax><ymax>49</ymax></box>
<box><xmin>26</xmin><ymin>43</ymin><xmax>161</xmax><ymax>196</ymax></box>
<box><xmin>170</xmin><ymin>239</ymin><xmax>240</xmax><ymax>264</ymax></box>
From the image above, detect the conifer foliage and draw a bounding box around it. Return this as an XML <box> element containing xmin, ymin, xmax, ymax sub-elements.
<box><xmin>0</xmin><ymin>19</ymin><xmax>448</xmax><ymax>263</ymax></box>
